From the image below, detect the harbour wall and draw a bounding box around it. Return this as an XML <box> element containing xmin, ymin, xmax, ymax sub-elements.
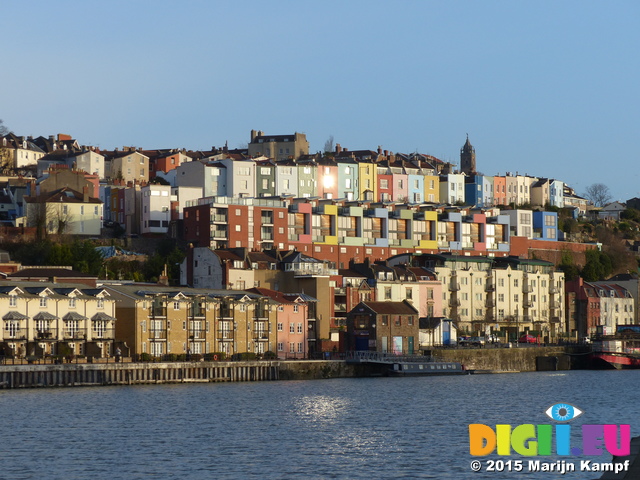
<box><xmin>431</xmin><ymin>345</ymin><xmax>592</xmax><ymax>372</ymax></box>
<box><xmin>0</xmin><ymin>347</ymin><xmax>592</xmax><ymax>388</ymax></box>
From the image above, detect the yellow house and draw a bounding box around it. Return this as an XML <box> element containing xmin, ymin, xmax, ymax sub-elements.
<box><xmin>106</xmin><ymin>285</ymin><xmax>278</xmax><ymax>359</ymax></box>
<box><xmin>0</xmin><ymin>283</ymin><xmax>117</xmax><ymax>359</ymax></box>
<box><xmin>25</xmin><ymin>187</ymin><xmax>103</xmax><ymax>236</ymax></box>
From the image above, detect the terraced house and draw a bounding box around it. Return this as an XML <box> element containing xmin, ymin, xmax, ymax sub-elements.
<box><xmin>0</xmin><ymin>282</ymin><xmax>116</xmax><ymax>359</ymax></box>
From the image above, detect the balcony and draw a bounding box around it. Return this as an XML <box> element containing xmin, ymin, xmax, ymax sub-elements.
<box><xmin>219</xmin><ymin>309</ymin><xmax>234</xmax><ymax>319</ymax></box>
<box><xmin>149</xmin><ymin>307</ymin><xmax>167</xmax><ymax>318</ymax></box>
<box><xmin>522</xmin><ymin>284</ymin><xmax>532</xmax><ymax>293</ymax></box>
<box><xmin>217</xmin><ymin>330</ymin><xmax>234</xmax><ymax>340</ymax></box>
<box><xmin>523</xmin><ymin>301</ymin><xmax>534</xmax><ymax>309</ymax></box>
<box><xmin>91</xmin><ymin>328</ymin><xmax>115</xmax><ymax>340</ymax></box>
<box><xmin>485</xmin><ymin>298</ymin><xmax>495</xmax><ymax>308</ymax></box>
<box><xmin>211</xmin><ymin>230</ymin><xmax>228</xmax><ymax>239</ymax></box>
<box><xmin>549</xmin><ymin>286</ymin><xmax>559</xmax><ymax>294</ymax></box>
<box><xmin>449</xmin><ymin>298</ymin><xmax>461</xmax><ymax>307</ymax></box>
<box><xmin>549</xmin><ymin>301</ymin><xmax>561</xmax><ymax>310</ymax></box>
<box><xmin>211</xmin><ymin>215</ymin><xmax>227</xmax><ymax>223</ymax></box>
<box><xmin>63</xmin><ymin>329</ymin><xmax>87</xmax><ymax>340</ymax></box>
<box><xmin>449</xmin><ymin>282</ymin><xmax>460</xmax><ymax>291</ymax></box>
<box><xmin>189</xmin><ymin>329</ymin><xmax>206</xmax><ymax>340</ymax></box>
<box><xmin>4</xmin><ymin>328</ymin><xmax>28</xmax><ymax>340</ymax></box>
<box><xmin>260</xmin><ymin>216</ymin><xmax>274</xmax><ymax>225</ymax></box>
<box><xmin>35</xmin><ymin>329</ymin><xmax>57</xmax><ymax>340</ymax></box>
<box><xmin>334</xmin><ymin>303</ymin><xmax>347</xmax><ymax>312</ymax></box>
<box><xmin>254</xmin><ymin>332</ymin><xmax>270</xmax><ymax>341</ymax></box>
<box><xmin>148</xmin><ymin>329</ymin><xmax>167</xmax><ymax>340</ymax></box>
<box><xmin>485</xmin><ymin>283</ymin><xmax>496</xmax><ymax>292</ymax></box>
<box><xmin>334</xmin><ymin>287</ymin><xmax>347</xmax><ymax>295</ymax></box>
<box><xmin>188</xmin><ymin>306</ymin><xmax>206</xmax><ymax>318</ymax></box>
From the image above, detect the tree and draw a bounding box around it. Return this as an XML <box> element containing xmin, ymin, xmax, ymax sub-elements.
<box><xmin>0</xmin><ymin>119</ymin><xmax>11</xmax><ymax>173</ymax></box>
<box><xmin>584</xmin><ymin>183</ymin><xmax>612</xmax><ymax>207</ymax></box>
<box><xmin>324</xmin><ymin>135</ymin><xmax>335</xmax><ymax>154</ymax></box>
<box><xmin>0</xmin><ymin>119</ymin><xmax>8</xmax><ymax>136</ymax></box>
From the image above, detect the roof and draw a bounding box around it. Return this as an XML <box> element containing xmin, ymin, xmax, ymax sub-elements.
<box><xmin>24</xmin><ymin>187</ymin><xmax>102</xmax><ymax>204</ymax></box>
<box><xmin>9</xmin><ymin>268</ymin><xmax>96</xmax><ymax>279</ymax></box>
<box><xmin>354</xmin><ymin>301</ymin><xmax>418</xmax><ymax>315</ymax></box>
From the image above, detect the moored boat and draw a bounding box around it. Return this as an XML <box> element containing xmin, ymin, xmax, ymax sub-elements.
<box><xmin>590</xmin><ymin>325</ymin><xmax>640</xmax><ymax>369</ymax></box>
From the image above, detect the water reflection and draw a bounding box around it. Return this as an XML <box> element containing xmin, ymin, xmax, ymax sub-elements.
<box><xmin>0</xmin><ymin>371</ymin><xmax>637</xmax><ymax>479</ymax></box>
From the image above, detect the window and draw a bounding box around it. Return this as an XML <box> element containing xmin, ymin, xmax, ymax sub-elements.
<box><xmin>293</xmin><ymin>305</ymin><xmax>299</xmax><ymax>313</ymax></box>
<box><xmin>277</xmin><ymin>342</ymin><xmax>283</xmax><ymax>352</ymax></box>
<box><xmin>40</xmin><ymin>297</ymin><xmax>47</xmax><ymax>308</ymax></box>
<box><xmin>277</xmin><ymin>323</ymin><xmax>283</xmax><ymax>331</ymax></box>
<box><xmin>385</xmin><ymin>287</ymin><xmax>392</xmax><ymax>300</ymax></box>
<box><xmin>97</xmin><ymin>299</ymin><xmax>104</xmax><ymax>309</ymax></box>
<box><xmin>290</xmin><ymin>323</ymin><xmax>295</xmax><ymax>333</ymax></box>
<box><xmin>69</xmin><ymin>298</ymin><xmax>76</xmax><ymax>308</ymax></box>
<box><xmin>174</xmin><ymin>302</ymin><xmax>180</xmax><ymax>310</ymax></box>
<box><xmin>9</xmin><ymin>295</ymin><xmax>17</xmax><ymax>307</ymax></box>
<box><xmin>297</xmin><ymin>323</ymin><xmax>303</xmax><ymax>333</ymax></box>
<box><xmin>406</xmin><ymin>288</ymin><xmax>413</xmax><ymax>299</ymax></box>
<box><xmin>297</xmin><ymin>342</ymin><xmax>303</xmax><ymax>353</ymax></box>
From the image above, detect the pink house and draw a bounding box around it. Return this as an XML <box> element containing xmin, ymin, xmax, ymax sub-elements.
<box><xmin>248</xmin><ymin>288</ymin><xmax>310</xmax><ymax>359</ymax></box>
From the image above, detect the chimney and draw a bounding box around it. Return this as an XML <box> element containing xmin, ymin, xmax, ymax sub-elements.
<box><xmin>158</xmin><ymin>264</ymin><xmax>169</xmax><ymax>286</ymax></box>
<box><xmin>335</xmin><ymin>143</ymin><xmax>342</xmax><ymax>154</ymax></box>
<box><xmin>378</xmin><ymin>146</ymin><xmax>382</xmax><ymax>154</ymax></box>
<box><xmin>83</xmin><ymin>186</ymin><xmax>89</xmax><ymax>203</ymax></box>
<box><xmin>384</xmin><ymin>150</ymin><xmax>388</xmax><ymax>157</ymax></box>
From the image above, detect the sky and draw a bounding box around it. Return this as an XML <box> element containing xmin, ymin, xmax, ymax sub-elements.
<box><xmin>3</xmin><ymin>1</ymin><xmax>639</xmax><ymax>201</ymax></box>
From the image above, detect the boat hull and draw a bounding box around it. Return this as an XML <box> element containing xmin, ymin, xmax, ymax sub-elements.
<box><xmin>388</xmin><ymin>362</ymin><xmax>467</xmax><ymax>376</ymax></box>
<box><xmin>590</xmin><ymin>352</ymin><xmax>640</xmax><ymax>369</ymax></box>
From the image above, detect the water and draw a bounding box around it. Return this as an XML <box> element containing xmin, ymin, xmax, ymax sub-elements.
<box><xmin>0</xmin><ymin>370</ymin><xmax>638</xmax><ymax>479</ymax></box>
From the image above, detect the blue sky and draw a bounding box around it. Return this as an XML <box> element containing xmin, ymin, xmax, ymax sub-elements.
<box><xmin>3</xmin><ymin>1</ymin><xmax>639</xmax><ymax>201</ymax></box>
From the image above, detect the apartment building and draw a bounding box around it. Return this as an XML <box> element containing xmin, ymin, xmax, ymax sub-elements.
<box><xmin>107</xmin><ymin>285</ymin><xmax>278</xmax><ymax>358</ymax></box>
<box><xmin>388</xmin><ymin>253</ymin><xmax>565</xmax><ymax>342</ymax></box>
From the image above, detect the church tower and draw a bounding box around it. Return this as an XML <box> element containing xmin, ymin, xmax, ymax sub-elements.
<box><xmin>460</xmin><ymin>135</ymin><xmax>476</xmax><ymax>175</ymax></box>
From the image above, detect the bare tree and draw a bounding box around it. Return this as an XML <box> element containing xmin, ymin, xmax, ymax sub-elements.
<box><xmin>0</xmin><ymin>119</ymin><xmax>8</xmax><ymax>136</ymax></box>
<box><xmin>324</xmin><ymin>135</ymin><xmax>334</xmax><ymax>154</ymax></box>
<box><xmin>584</xmin><ymin>183</ymin><xmax>612</xmax><ymax>207</ymax></box>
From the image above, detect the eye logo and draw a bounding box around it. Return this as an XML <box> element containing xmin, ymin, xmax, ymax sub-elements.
<box><xmin>545</xmin><ymin>403</ymin><xmax>583</xmax><ymax>422</ymax></box>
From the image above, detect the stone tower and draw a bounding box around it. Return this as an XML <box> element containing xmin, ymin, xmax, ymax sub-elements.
<box><xmin>460</xmin><ymin>134</ymin><xmax>476</xmax><ymax>175</ymax></box>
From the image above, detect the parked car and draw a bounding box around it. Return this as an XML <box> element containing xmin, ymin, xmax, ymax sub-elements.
<box><xmin>460</xmin><ymin>336</ymin><xmax>485</xmax><ymax>347</ymax></box>
<box><xmin>518</xmin><ymin>334</ymin><xmax>539</xmax><ymax>344</ymax></box>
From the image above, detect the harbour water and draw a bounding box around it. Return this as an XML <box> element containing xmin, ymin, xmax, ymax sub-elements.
<box><xmin>1</xmin><ymin>370</ymin><xmax>638</xmax><ymax>479</ymax></box>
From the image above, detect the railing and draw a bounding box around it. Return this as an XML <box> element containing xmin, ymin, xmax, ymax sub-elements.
<box><xmin>3</xmin><ymin>328</ymin><xmax>28</xmax><ymax>340</ymax></box>
<box><xmin>148</xmin><ymin>329</ymin><xmax>167</xmax><ymax>340</ymax></box>
<box><xmin>189</xmin><ymin>329</ymin><xmax>206</xmax><ymax>340</ymax></box>
<box><xmin>485</xmin><ymin>298</ymin><xmax>495</xmax><ymax>308</ymax></box>
<box><xmin>63</xmin><ymin>329</ymin><xmax>87</xmax><ymax>340</ymax></box>
<box><xmin>149</xmin><ymin>308</ymin><xmax>166</xmax><ymax>317</ymax></box>
<box><xmin>485</xmin><ymin>283</ymin><xmax>495</xmax><ymax>292</ymax></box>
<box><xmin>334</xmin><ymin>303</ymin><xmax>347</xmax><ymax>312</ymax></box>
<box><xmin>91</xmin><ymin>328</ymin><xmax>115</xmax><ymax>340</ymax></box>
<box><xmin>211</xmin><ymin>230</ymin><xmax>227</xmax><ymax>238</ymax></box>
<box><xmin>334</xmin><ymin>287</ymin><xmax>347</xmax><ymax>295</ymax></box>
<box><xmin>211</xmin><ymin>215</ymin><xmax>227</xmax><ymax>223</ymax></box>
<box><xmin>35</xmin><ymin>329</ymin><xmax>57</xmax><ymax>340</ymax></box>
<box><xmin>449</xmin><ymin>298</ymin><xmax>461</xmax><ymax>307</ymax></box>
<box><xmin>449</xmin><ymin>282</ymin><xmax>460</xmax><ymax>291</ymax></box>
<box><xmin>217</xmin><ymin>330</ymin><xmax>233</xmax><ymax>340</ymax></box>
<box><xmin>254</xmin><ymin>333</ymin><xmax>269</xmax><ymax>341</ymax></box>
<box><xmin>522</xmin><ymin>284</ymin><xmax>532</xmax><ymax>293</ymax></box>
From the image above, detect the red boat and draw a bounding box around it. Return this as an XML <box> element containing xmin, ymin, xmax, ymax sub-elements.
<box><xmin>590</xmin><ymin>326</ymin><xmax>640</xmax><ymax>369</ymax></box>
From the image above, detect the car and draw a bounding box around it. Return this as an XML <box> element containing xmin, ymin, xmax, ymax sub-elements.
<box><xmin>518</xmin><ymin>334</ymin><xmax>539</xmax><ymax>344</ymax></box>
<box><xmin>459</xmin><ymin>336</ymin><xmax>485</xmax><ymax>347</ymax></box>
